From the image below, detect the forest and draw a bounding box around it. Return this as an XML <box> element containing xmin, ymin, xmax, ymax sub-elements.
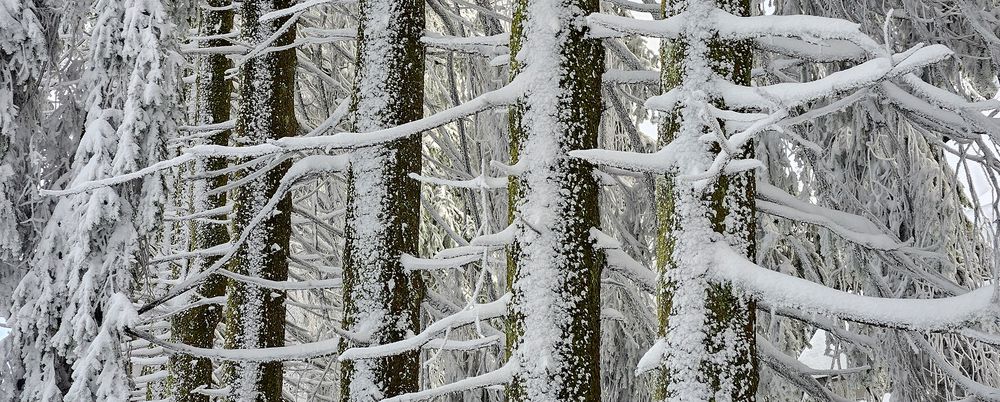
<box><xmin>1</xmin><ymin>0</ymin><xmax>999</xmax><ymax>401</ymax></box>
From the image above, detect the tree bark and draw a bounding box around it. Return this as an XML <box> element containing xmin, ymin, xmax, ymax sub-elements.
<box><xmin>505</xmin><ymin>1</ymin><xmax>604</xmax><ymax>400</ymax></box>
<box><xmin>339</xmin><ymin>0</ymin><xmax>424</xmax><ymax>400</ymax></box>
<box><xmin>223</xmin><ymin>1</ymin><xmax>296</xmax><ymax>400</ymax></box>
<box><xmin>170</xmin><ymin>1</ymin><xmax>233</xmax><ymax>401</ymax></box>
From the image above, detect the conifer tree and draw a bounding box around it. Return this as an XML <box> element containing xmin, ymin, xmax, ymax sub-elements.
<box><xmin>339</xmin><ymin>0</ymin><xmax>425</xmax><ymax>400</ymax></box>
<box><xmin>655</xmin><ymin>0</ymin><xmax>757</xmax><ymax>399</ymax></box>
<box><xmin>222</xmin><ymin>0</ymin><xmax>297</xmax><ymax>400</ymax></box>
<box><xmin>0</xmin><ymin>0</ymin><xmax>47</xmax><ymax>305</ymax></box>
<box><xmin>1</xmin><ymin>0</ymin><xmax>175</xmax><ymax>399</ymax></box>
<box><xmin>170</xmin><ymin>0</ymin><xmax>234</xmax><ymax>400</ymax></box>
<box><xmin>505</xmin><ymin>1</ymin><xmax>605</xmax><ymax>400</ymax></box>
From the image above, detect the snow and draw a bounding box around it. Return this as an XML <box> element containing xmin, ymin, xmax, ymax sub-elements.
<box><xmin>711</xmin><ymin>243</ymin><xmax>996</xmax><ymax>331</ymax></box>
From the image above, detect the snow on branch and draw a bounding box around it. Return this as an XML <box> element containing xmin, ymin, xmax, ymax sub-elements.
<box><xmin>409</xmin><ymin>172</ymin><xmax>506</xmax><ymax>189</ymax></box>
<box><xmin>137</xmin><ymin>296</ymin><xmax>227</xmax><ymax>325</ymax></box>
<box><xmin>573</xmin><ymin>45</ymin><xmax>960</xmax><ymax>175</ymax></box>
<box><xmin>164</xmin><ymin>204</ymin><xmax>233</xmax><ymax>222</ymax></box>
<box><xmin>40</xmin><ymin>154</ymin><xmax>195</xmax><ymax>197</ymax></box>
<box><xmin>422</xmin><ymin>33</ymin><xmax>509</xmax><ymax>57</ymax></box>
<box><xmin>179</xmin><ymin>78</ymin><xmax>523</xmax><ymax>159</ymax></box>
<box><xmin>380</xmin><ymin>358</ymin><xmax>517</xmax><ymax>402</ymax></box>
<box><xmin>422</xmin><ymin>335</ymin><xmax>501</xmax><ymax>351</ymax></box>
<box><xmin>603</xmin><ymin>69</ymin><xmax>660</xmax><ymax>85</ymax></box>
<box><xmin>601</xmin><ymin>0</ymin><xmax>661</xmax><ymax>16</ymax></box>
<box><xmin>338</xmin><ymin>294</ymin><xmax>511</xmax><ymax>361</ymax></box>
<box><xmin>272</xmin><ymin>77</ymin><xmax>525</xmax><ymax>151</ymax></box>
<box><xmin>757</xmin><ymin>336</ymin><xmax>857</xmax><ymax>402</ymax></box>
<box><xmin>754</xmin><ymin>37</ymin><xmax>867</xmax><ymax>62</ymax></box>
<box><xmin>899</xmin><ymin>74</ymin><xmax>1000</xmax><ymax>137</ymax></box>
<box><xmin>587</xmin><ymin>9</ymin><xmax>881</xmax><ymax>52</ymax></box>
<box><xmin>910</xmin><ymin>334</ymin><xmax>1000</xmax><ymax>401</ymax></box>
<box><xmin>151</xmin><ymin>243</ymin><xmax>232</xmax><ymax>263</ymax></box>
<box><xmin>136</xmin><ymin>155</ymin><xmax>349</xmax><ymax>314</ymax></box>
<box><xmin>127</xmin><ymin>328</ymin><xmax>342</xmax><ymax>362</ymax></box>
<box><xmin>756</xmin><ymin>182</ymin><xmax>908</xmax><ymax>251</ymax></box>
<box><xmin>591</xmin><ymin>228</ymin><xmax>656</xmax><ymax>293</ymax></box>
<box><xmin>401</xmin><ymin>253</ymin><xmax>481</xmax><ymax>272</ymax></box>
<box><xmin>259</xmin><ymin>0</ymin><xmax>357</xmax><ymax>23</ymax></box>
<box><xmin>216</xmin><ymin>268</ymin><xmax>342</xmax><ymax>290</ymax></box>
<box><xmin>648</xmin><ymin>44</ymin><xmax>955</xmax><ymax>112</ymax></box>
<box><xmin>569</xmin><ymin>148</ymin><xmax>673</xmax><ymax>174</ymax></box>
<box><xmin>710</xmin><ymin>243</ymin><xmax>997</xmax><ymax>331</ymax></box>
<box><xmin>178</xmin><ymin>119</ymin><xmax>236</xmax><ymax>132</ymax></box>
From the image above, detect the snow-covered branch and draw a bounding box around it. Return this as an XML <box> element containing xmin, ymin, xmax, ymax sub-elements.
<box><xmin>381</xmin><ymin>358</ymin><xmax>516</xmax><ymax>402</ymax></box>
<box><xmin>338</xmin><ymin>294</ymin><xmax>510</xmax><ymax>361</ymax></box>
<box><xmin>710</xmin><ymin>243</ymin><xmax>997</xmax><ymax>331</ymax></box>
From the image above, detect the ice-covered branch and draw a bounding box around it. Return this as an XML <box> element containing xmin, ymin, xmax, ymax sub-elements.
<box><xmin>338</xmin><ymin>294</ymin><xmax>510</xmax><ymax>361</ymax></box>
<box><xmin>380</xmin><ymin>358</ymin><xmax>516</xmax><ymax>402</ymax></box>
<box><xmin>710</xmin><ymin>243</ymin><xmax>997</xmax><ymax>331</ymax></box>
<box><xmin>136</xmin><ymin>155</ymin><xmax>349</xmax><ymax>314</ymax></box>
<box><xmin>127</xmin><ymin>328</ymin><xmax>342</xmax><ymax>362</ymax></box>
<box><xmin>587</xmin><ymin>9</ymin><xmax>881</xmax><ymax>52</ymax></box>
<box><xmin>272</xmin><ymin>77</ymin><xmax>524</xmax><ymax>150</ymax></box>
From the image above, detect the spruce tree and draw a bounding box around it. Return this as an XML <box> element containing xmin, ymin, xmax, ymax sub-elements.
<box><xmin>339</xmin><ymin>0</ymin><xmax>425</xmax><ymax>400</ymax></box>
<box><xmin>223</xmin><ymin>0</ymin><xmax>296</xmax><ymax>400</ymax></box>
<box><xmin>505</xmin><ymin>0</ymin><xmax>604</xmax><ymax>400</ymax></box>
<box><xmin>170</xmin><ymin>0</ymin><xmax>234</xmax><ymax>400</ymax></box>
<box><xmin>655</xmin><ymin>0</ymin><xmax>757</xmax><ymax>398</ymax></box>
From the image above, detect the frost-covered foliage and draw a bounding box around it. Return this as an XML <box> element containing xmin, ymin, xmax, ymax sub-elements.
<box><xmin>579</xmin><ymin>0</ymin><xmax>1000</xmax><ymax>400</ymax></box>
<box><xmin>2</xmin><ymin>0</ymin><xmax>999</xmax><ymax>401</ymax></box>
<box><xmin>0</xmin><ymin>0</ymin><xmax>176</xmax><ymax>399</ymax></box>
<box><xmin>0</xmin><ymin>0</ymin><xmax>48</xmax><ymax>310</ymax></box>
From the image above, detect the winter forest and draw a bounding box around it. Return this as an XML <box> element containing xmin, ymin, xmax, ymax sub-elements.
<box><xmin>2</xmin><ymin>0</ymin><xmax>1000</xmax><ymax>400</ymax></box>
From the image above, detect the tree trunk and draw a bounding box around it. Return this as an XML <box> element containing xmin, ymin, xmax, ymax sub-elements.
<box><xmin>339</xmin><ymin>0</ymin><xmax>424</xmax><ymax>400</ymax></box>
<box><xmin>505</xmin><ymin>1</ymin><xmax>604</xmax><ymax>400</ymax></box>
<box><xmin>656</xmin><ymin>0</ymin><xmax>758</xmax><ymax>400</ymax></box>
<box><xmin>170</xmin><ymin>1</ymin><xmax>233</xmax><ymax>401</ymax></box>
<box><xmin>223</xmin><ymin>1</ymin><xmax>296</xmax><ymax>400</ymax></box>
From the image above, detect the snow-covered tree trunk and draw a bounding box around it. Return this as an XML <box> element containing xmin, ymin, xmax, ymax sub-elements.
<box><xmin>170</xmin><ymin>1</ymin><xmax>233</xmax><ymax>400</ymax></box>
<box><xmin>222</xmin><ymin>0</ymin><xmax>296</xmax><ymax>400</ymax></box>
<box><xmin>505</xmin><ymin>0</ymin><xmax>604</xmax><ymax>400</ymax></box>
<box><xmin>339</xmin><ymin>0</ymin><xmax>425</xmax><ymax>400</ymax></box>
<box><xmin>655</xmin><ymin>0</ymin><xmax>757</xmax><ymax>399</ymax></box>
